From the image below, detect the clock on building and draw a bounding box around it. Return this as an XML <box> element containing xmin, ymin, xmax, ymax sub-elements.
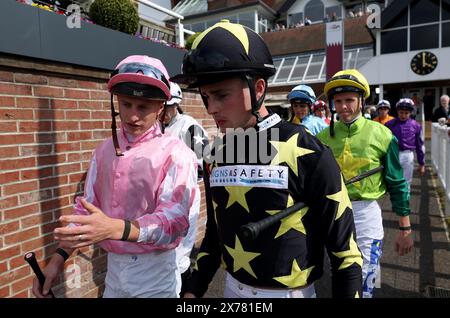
<box><xmin>410</xmin><ymin>51</ymin><xmax>438</xmax><ymax>75</ymax></box>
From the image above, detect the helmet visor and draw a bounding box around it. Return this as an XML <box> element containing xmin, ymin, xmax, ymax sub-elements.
<box><xmin>183</xmin><ymin>50</ymin><xmax>230</xmax><ymax>74</ymax></box>
<box><xmin>287</xmin><ymin>90</ymin><xmax>315</xmax><ymax>104</ymax></box>
<box><xmin>112</xmin><ymin>63</ymin><xmax>170</xmax><ymax>89</ymax></box>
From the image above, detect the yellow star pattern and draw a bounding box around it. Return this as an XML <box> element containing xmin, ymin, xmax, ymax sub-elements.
<box><xmin>355</xmin><ymin>291</ymin><xmax>360</xmax><ymax>298</ymax></box>
<box><xmin>266</xmin><ymin>195</ymin><xmax>309</xmax><ymax>238</ymax></box>
<box><xmin>193</xmin><ymin>252</ymin><xmax>209</xmax><ymax>271</ymax></box>
<box><xmin>335</xmin><ymin>139</ymin><xmax>371</xmax><ymax>186</ymax></box>
<box><xmin>270</xmin><ymin>133</ymin><xmax>315</xmax><ymax>176</ymax></box>
<box><xmin>225</xmin><ymin>186</ymin><xmax>252</xmax><ymax>213</ymax></box>
<box><xmin>224</xmin><ymin>235</ymin><xmax>261</xmax><ymax>278</ymax></box>
<box><xmin>326</xmin><ymin>174</ymin><xmax>353</xmax><ymax>220</ymax></box>
<box><xmin>273</xmin><ymin>259</ymin><xmax>315</xmax><ymax>288</ymax></box>
<box><xmin>332</xmin><ymin>233</ymin><xmax>363</xmax><ymax>270</ymax></box>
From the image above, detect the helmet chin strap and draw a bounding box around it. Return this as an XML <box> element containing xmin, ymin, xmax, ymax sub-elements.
<box><xmin>160</xmin><ymin>102</ymin><xmax>167</xmax><ymax>134</ymax></box>
<box><xmin>359</xmin><ymin>93</ymin><xmax>365</xmax><ymax>117</ymax></box>
<box><xmin>329</xmin><ymin>98</ymin><xmax>336</xmax><ymax>137</ymax></box>
<box><xmin>110</xmin><ymin>95</ymin><xmax>124</xmax><ymax>156</ymax></box>
<box><xmin>245</xmin><ymin>75</ymin><xmax>266</xmax><ymax>123</ymax></box>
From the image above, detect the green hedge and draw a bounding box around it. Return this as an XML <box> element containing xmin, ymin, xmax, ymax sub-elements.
<box><xmin>89</xmin><ymin>0</ymin><xmax>139</xmax><ymax>35</ymax></box>
<box><xmin>185</xmin><ymin>32</ymin><xmax>201</xmax><ymax>50</ymax></box>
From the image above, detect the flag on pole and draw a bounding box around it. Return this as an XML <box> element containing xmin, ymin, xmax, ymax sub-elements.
<box><xmin>326</xmin><ymin>20</ymin><xmax>344</xmax><ymax>80</ymax></box>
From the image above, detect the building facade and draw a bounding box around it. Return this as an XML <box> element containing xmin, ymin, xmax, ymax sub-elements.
<box><xmin>170</xmin><ymin>0</ymin><xmax>449</xmax><ymax>120</ymax></box>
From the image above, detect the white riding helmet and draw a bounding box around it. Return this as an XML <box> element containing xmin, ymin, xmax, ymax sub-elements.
<box><xmin>377</xmin><ymin>99</ymin><xmax>391</xmax><ymax>109</ymax></box>
<box><xmin>167</xmin><ymin>82</ymin><xmax>183</xmax><ymax>106</ymax></box>
<box><xmin>396</xmin><ymin>98</ymin><xmax>415</xmax><ymax>111</ymax></box>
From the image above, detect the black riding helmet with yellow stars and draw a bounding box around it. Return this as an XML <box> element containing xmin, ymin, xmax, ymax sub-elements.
<box><xmin>171</xmin><ymin>20</ymin><xmax>276</xmax><ymax>122</ymax></box>
<box><xmin>324</xmin><ymin>69</ymin><xmax>370</xmax><ymax>137</ymax></box>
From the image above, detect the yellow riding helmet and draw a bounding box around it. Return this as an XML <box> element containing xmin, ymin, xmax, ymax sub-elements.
<box><xmin>324</xmin><ymin>69</ymin><xmax>370</xmax><ymax>100</ymax></box>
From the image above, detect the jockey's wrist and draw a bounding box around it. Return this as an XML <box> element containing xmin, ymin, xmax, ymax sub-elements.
<box><xmin>121</xmin><ymin>220</ymin><xmax>131</xmax><ymax>241</ymax></box>
<box><xmin>55</xmin><ymin>248</ymin><xmax>70</xmax><ymax>262</ymax></box>
<box><xmin>110</xmin><ymin>218</ymin><xmax>126</xmax><ymax>240</ymax></box>
<box><xmin>399</xmin><ymin>225</ymin><xmax>412</xmax><ymax>231</ymax></box>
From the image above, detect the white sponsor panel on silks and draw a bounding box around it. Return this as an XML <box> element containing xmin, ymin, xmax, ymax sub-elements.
<box><xmin>210</xmin><ymin>165</ymin><xmax>289</xmax><ymax>189</ymax></box>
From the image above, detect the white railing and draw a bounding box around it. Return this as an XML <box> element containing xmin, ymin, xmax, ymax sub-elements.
<box><xmin>136</xmin><ymin>0</ymin><xmax>194</xmax><ymax>47</ymax></box>
<box><xmin>431</xmin><ymin>123</ymin><xmax>450</xmax><ymax>216</ymax></box>
<box><xmin>270</xmin><ymin>46</ymin><xmax>373</xmax><ymax>86</ymax></box>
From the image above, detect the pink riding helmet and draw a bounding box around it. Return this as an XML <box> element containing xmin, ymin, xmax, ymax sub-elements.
<box><xmin>107</xmin><ymin>55</ymin><xmax>171</xmax><ymax>100</ymax></box>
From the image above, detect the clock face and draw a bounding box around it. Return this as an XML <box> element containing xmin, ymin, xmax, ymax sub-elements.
<box><xmin>410</xmin><ymin>51</ymin><xmax>438</xmax><ymax>75</ymax></box>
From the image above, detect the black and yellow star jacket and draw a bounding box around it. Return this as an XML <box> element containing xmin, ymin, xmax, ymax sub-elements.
<box><xmin>184</xmin><ymin>114</ymin><xmax>362</xmax><ymax>298</ymax></box>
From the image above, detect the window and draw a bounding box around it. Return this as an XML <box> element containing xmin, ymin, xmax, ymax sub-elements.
<box><xmin>443</xmin><ymin>22</ymin><xmax>450</xmax><ymax>47</ymax></box>
<box><xmin>349</xmin><ymin>4</ymin><xmax>364</xmax><ymax>17</ymax></box>
<box><xmin>238</xmin><ymin>12</ymin><xmax>255</xmax><ymax>29</ymax></box>
<box><xmin>289</xmin><ymin>12</ymin><xmax>303</xmax><ymax>26</ymax></box>
<box><xmin>381</xmin><ymin>29</ymin><xmax>407</xmax><ymax>54</ymax></box>
<box><xmin>289</xmin><ymin>56</ymin><xmax>311</xmax><ymax>82</ymax></box>
<box><xmin>258</xmin><ymin>16</ymin><xmax>269</xmax><ymax>33</ymax></box>
<box><xmin>344</xmin><ymin>51</ymin><xmax>357</xmax><ymax>69</ymax></box>
<box><xmin>326</xmin><ymin>5</ymin><xmax>342</xmax><ymax>21</ymax></box>
<box><xmin>410</xmin><ymin>25</ymin><xmax>439</xmax><ymax>50</ymax></box>
<box><xmin>191</xmin><ymin>22</ymin><xmax>205</xmax><ymax>32</ymax></box>
<box><xmin>304</xmin><ymin>0</ymin><xmax>325</xmax><ymax>23</ymax></box>
<box><xmin>443</xmin><ymin>0</ymin><xmax>450</xmax><ymax>20</ymax></box>
<box><xmin>206</xmin><ymin>19</ymin><xmax>221</xmax><ymax>28</ymax></box>
<box><xmin>274</xmin><ymin>57</ymin><xmax>297</xmax><ymax>83</ymax></box>
<box><xmin>270</xmin><ymin>48</ymin><xmax>372</xmax><ymax>85</ymax></box>
<box><xmin>410</xmin><ymin>0</ymin><xmax>439</xmax><ymax>25</ymax></box>
<box><xmin>223</xmin><ymin>16</ymin><xmax>238</xmax><ymax>24</ymax></box>
<box><xmin>304</xmin><ymin>55</ymin><xmax>325</xmax><ymax>80</ymax></box>
<box><xmin>355</xmin><ymin>49</ymin><xmax>374</xmax><ymax>68</ymax></box>
<box><xmin>269</xmin><ymin>60</ymin><xmax>283</xmax><ymax>83</ymax></box>
<box><xmin>382</xmin><ymin>7</ymin><xmax>407</xmax><ymax>29</ymax></box>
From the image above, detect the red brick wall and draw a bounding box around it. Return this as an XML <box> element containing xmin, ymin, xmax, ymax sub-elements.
<box><xmin>0</xmin><ymin>55</ymin><xmax>212</xmax><ymax>298</ymax></box>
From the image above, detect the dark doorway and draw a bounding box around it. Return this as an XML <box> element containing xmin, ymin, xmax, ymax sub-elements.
<box><xmin>423</xmin><ymin>89</ymin><xmax>436</xmax><ymax>121</ymax></box>
<box><xmin>383</xmin><ymin>88</ymin><xmax>402</xmax><ymax>118</ymax></box>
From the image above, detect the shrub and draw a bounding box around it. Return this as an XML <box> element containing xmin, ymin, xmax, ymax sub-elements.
<box><xmin>185</xmin><ymin>32</ymin><xmax>201</xmax><ymax>50</ymax></box>
<box><xmin>89</xmin><ymin>0</ymin><xmax>139</xmax><ymax>35</ymax></box>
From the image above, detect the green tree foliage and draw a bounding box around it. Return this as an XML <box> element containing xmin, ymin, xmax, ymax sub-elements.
<box><xmin>89</xmin><ymin>0</ymin><xmax>139</xmax><ymax>35</ymax></box>
<box><xmin>185</xmin><ymin>32</ymin><xmax>201</xmax><ymax>50</ymax></box>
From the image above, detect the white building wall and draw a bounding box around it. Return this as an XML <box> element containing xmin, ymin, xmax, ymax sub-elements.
<box><xmin>360</xmin><ymin>47</ymin><xmax>450</xmax><ymax>85</ymax></box>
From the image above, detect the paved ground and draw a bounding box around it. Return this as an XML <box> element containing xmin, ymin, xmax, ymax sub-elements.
<box><xmin>203</xmin><ymin>141</ymin><xmax>450</xmax><ymax>298</ymax></box>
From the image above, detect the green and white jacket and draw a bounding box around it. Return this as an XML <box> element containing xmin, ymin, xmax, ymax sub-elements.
<box><xmin>317</xmin><ymin>116</ymin><xmax>410</xmax><ymax>217</ymax></box>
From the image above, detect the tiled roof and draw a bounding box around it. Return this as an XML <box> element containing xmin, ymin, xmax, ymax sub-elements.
<box><xmin>261</xmin><ymin>16</ymin><xmax>374</xmax><ymax>56</ymax></box>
